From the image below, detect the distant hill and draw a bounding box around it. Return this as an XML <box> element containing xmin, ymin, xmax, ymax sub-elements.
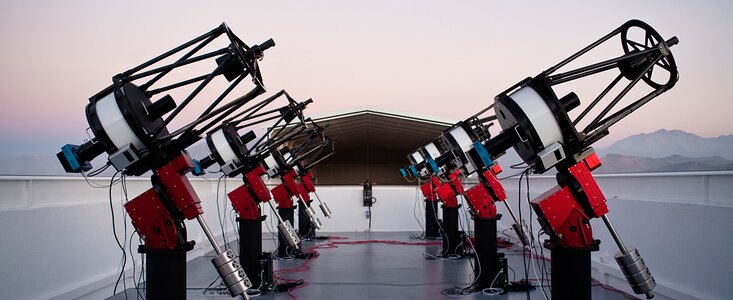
<box><xmin>3</xmin><ymin>129</ymin><xmax>732</xmax><ymax>176</ymax></box>
<box><xmin>592</xmin><ymin>129</ymin><xmax>733</xmax><ymax>173</ymax></box>
<box><xmin>599</xmin><ymin>129</ymin><xmax>733</xmax><ymax>161</ymax></box>
<box><xmin>0</xmin><ymin>155</ymin><xmax>70</xmax><ymax>176</ymax></box>
<box><xmin>0</xmin><ymin>141</ymin><xmax>215</xmax><ymax>177</ymax></box>
<box><xmin>595</xmin><ymin>154</ymin><xmax>733</xmax><ymax>173</ymax></box>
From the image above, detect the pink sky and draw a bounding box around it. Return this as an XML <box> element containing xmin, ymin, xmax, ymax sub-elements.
<box><xmin>0</xmin><ymin>0</ymin><xmax>731</xmax><ymax>157</ymax></box>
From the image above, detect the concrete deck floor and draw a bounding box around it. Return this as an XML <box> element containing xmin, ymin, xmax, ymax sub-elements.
<box><xmin>108</xmin><ymin>231</ymin><xmax>636</xmax><ymax>300</ymax></box>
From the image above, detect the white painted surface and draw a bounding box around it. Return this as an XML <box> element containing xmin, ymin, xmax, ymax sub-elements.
<box><xmin>0</xmin><ymin>172</ymin><xmax>731</xmax><ymax>300</ymax></box>
<box><xmin>492</xmin><ymin>171</ymin><xmax>733</xmax><ymax>300</ymax></box>
<box><xmin>94</xmin><ymin>92</ymin><xmax>144</xmax><ymax>150</ymax></box>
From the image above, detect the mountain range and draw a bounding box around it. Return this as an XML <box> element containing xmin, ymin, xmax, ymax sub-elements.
<box><xmin>1</xmin><ymin>129</ymin><xmax>731</xmax><ymax>176</ymax></box>
<box><xmin>0</xmin><ymin>142</ymin><xmax>214</xmax><ymax>177</ymax></box>
<box><xmin>598</xmin><ymin>129</ymin><xmax>733</xmax><ymax>161</ymax></box>
<box><xmin>594</xmin><ymin>129</ymin><xmax>733</xmax><ymax>173</ymax></box>
<box><xmin>594</xmin><ymin>154</ymin><xmax>733</xmax><ymax>173</ymax></box>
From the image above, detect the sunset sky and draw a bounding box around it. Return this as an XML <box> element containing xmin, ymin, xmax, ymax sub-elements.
<box><xmin>1</xmin><ymin>0</ymin><xmax>731</xmax><ymax>157</ymax></box>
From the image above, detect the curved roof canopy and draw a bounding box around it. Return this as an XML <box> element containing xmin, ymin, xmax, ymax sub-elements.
<box><xmin>310</xmin><ymin>106</ymin><xmax>454</xmax><ymax>152</ymax></box>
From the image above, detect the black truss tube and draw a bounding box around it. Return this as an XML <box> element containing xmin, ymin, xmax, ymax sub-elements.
<box><xmin>140</xmin><ymin>32</ymin><xmax>221</xmax><ymax>91</ymax></box>
<box><xmin>146</xmin><ymin>74</ymin><xmax>211</xmax><ymax>96</ymax></box>
<box><xmin>119</xmin><ymin>24</ymin><xmax>226</xmax><ymax>78</ymax></box>
<box><xmin>573</xmin><ymin>73</ymin><xmax>624</xmax><ymax>126</ymax></box>
<box><xmin>179</xmin><ymin>84</ymin><xmax>264</xmax><ymax>136</ymax></box>
<box><xmin>155</xmin><ymin>57</ymin><xmax>230</xmax><ymax>135</ymax></box>
<box><xmin>124</xmin><ymin>48</ymin><xmax>229</xmax><ymax>83</ymax></box>
<box><xmin>583</xmin><ymin>55</ymin><xmax>660</xmax><ymax>134</ymax></box>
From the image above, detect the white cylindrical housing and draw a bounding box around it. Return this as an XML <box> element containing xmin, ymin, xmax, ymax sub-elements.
<box><xmin>447</xmin><ymin>125</ymin><xmax>474</xmax><ymax>154</ymax></box>
<box><xmin>263</xmin><ymin>153</ymin><xmax>279</xmax><ymax>178</ymax></box>
<box><xmin>210</xmin><ymin>128</ymin><xmax>240</xmax><ymax>166</ymax></box>
<box><xmin>95</xmin><ymin>92</ymin><xmax>145</xmax><ymax>151</ymax></box>
<box><xmin>499</xmin><ymin>86</ymin><xmax>563</xmax><ymax>149</ymax></box>
<box><xmin>423</xmin><ymin>142</ymin><xmax>441</xmax><ymax>160</ymax></box>
<box><xmin>409</xmin><ymin>151</ymin><xmax>424</xmax><ymax>164</ymax></box>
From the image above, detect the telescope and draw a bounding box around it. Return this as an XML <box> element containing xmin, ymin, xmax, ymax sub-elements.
<box><xmin>57</xmin><ymin>23</ymin><xmax>275</xmax><ymax>300</ymax></box>
<box><xmin>488</xmin><ymin>19</ymin><xmax>678</xmax><ymax>299</ymax></box>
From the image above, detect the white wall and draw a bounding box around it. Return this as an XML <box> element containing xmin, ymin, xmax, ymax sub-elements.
<box><xmin>0</xmin><ymin>176</ymin><xmax>428</xmax><ymax>300</ymax></box>
<box><xmin>303</xmin><ymin>185</ymin><xmax>425</xmax><ymax>232</ymax></box>
<box><xmin>492</xmin><ymin>171</ymin><xmax>733</xmax><ymax>300</ymax></box>
<box><xmin>0</xmin><ymin>176</ymin><xmax>242</xmax><ymax>300</ymax></box>
<box><xmin>1</xmin><ymin>172</ymin><xmax>731</xmax><ymax>300</ymax></box>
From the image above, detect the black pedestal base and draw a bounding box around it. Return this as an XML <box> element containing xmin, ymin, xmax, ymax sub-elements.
<box><xmin>425</xmin><ymin>200</ymin><xmax>440</xmax><ymax>239</ymax></box>
<box><xmin>473</xmin><ymin>217</ymin><xmax>500</xmax><ymax>289</ymax></box>
<box><xmin>550</xmin><ymin>246</ymin><xmax>592</xmax><ymax>300</ymax></box>
<box><xmin>239</xmin><ymin>218</ymin><xmax>264</xmax><ymax>290</ymax></box>
<box><xmin>141</xmin><ymin>246</ymin><xmax>191</xmax><ymax>300</ymax></box>
<box><xmin>442</xmin><ymin>206</ymin><xmax>463</xmax><ymax>256</ymax></box>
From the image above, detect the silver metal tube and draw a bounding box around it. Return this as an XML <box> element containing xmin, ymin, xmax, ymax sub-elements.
<box><xmin>502</xmin><ymin>201</ymin><xmax>520</xmax><ymax>224</ymax></box>
<box><xmin>313</xmin><ymin>191</ymin><xmax>325</xmax><ymax>206</ymax></box>
<box><xmin>196</xmin><ymin>215</ymin><xmax>222</xmax><ymax>255</ymax></box>
<box><xmin>313</xmin><ymin>191</ymin><xmax>332</xmax><ymax>218</ymax></box>
<box><xmin>602</xmin><ymin>214</ymin><xmax>629</xmax><ymax>255</ymax></box>
<box><xmin>504</xmin><ymin>201</ymin><xmax>533</xmax><ymax>247</ymax></box>
<box><xmin>265</xmin><ymin>190</ymin><xmax>300</xmax><ymax>248</ymax></box>
<box><xmin>266</xmin><ymin>200</ymin><xmax>285</xmax><ymax>224</ymax></box>
<box><xmin>297</xmin><ymin>195</ymin><xmax>322</xmax><ymax>229</ymax></box>
<box><xmin>199</xmin><ymin>215</ymin><xmax>252</xmax><ymax>299</ymax></box>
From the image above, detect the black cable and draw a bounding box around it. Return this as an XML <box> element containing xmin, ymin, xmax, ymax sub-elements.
<box><xmin>121</xmin><ymin>174</ymin><xmax>129</xmax><ymax>300</ymax></box>
<box><xmin>441</xmin><ymin>286</ymin><xmax>479</xmax><ymax>296</ymax></box>
<box><xmin>129</xmin><ymin>230</ymin><xmax>144</xmax><ymax>300</ymax></box>
<box><xmin>306</xmin><ymin>281</ymin><xmax>466</xmax><ymax>287</ymax></box>
<box><xmin>526</xmin><ymin>172</ymin><xmax>550</xmax><ymax>300</ymax></box>
<box><xmin>457</xmin><ymin>198</ymin><xmax>467</xmax><ymax>256</ymax></box>
<box><xmin>510</xmin><ymin>161</ymin><xmax>530</xmax><ymax>169</ymax></box>
<box><xmin>230</xmin><ymin>208</ymin><xmax>240</xmax><ymax>255</ymax></box>
<box><xmin>518</xmin><ymin>169</ymin><xmax>530</xmax><ymax>300</ymax></box>
<box><xmin>461</xmin><ymin>195</ymin><xmax>474</xmax><ymax>249</ymax></box>
<box><xmin>508</xmin><ymin>264</ymin><xmax>517</xmax><ymax>281</ymax></box>
<box><xmin>215</xmin><ymin>175</ymin><xmax>229</xmax><ymax>250</ymax></box>
<box><xmin>410</xmin><ymin>181</ymin><xmax>426</xmax><ymax>240</ymax></box>
<box><xmin>108</xmin><ymin>171</ymin><xmax>127</xmax><ymax>300</ymax></box>
<box><xmin>81</xmin><ymin>162</ymin><xmax>119</xmax><ymax>188</ymax></box>
<box><xmin>439</xmin><ymin>194</ymin><xmax>483</xmax><ymax>295</ymax></box>
<box><xmin>367</xmin><ymin>196</ymin><xmax>377</xmax><ymax>231</ymax></box>
<box><xmin>129</xmin><ymin>230</ymin><xmax>136</xmax><ymax>299</ymax></box>
<box><xmin>136</xmin><ymin>232</ymin><xmax>145</xmax><ymax>297</ymax></box>
<box><xmin>121</xmin><ymin>176</ymin><xmax>140</xmax><ymax>300</ymax></box>
<box><xmin>538</xmin><ymin>230</ymin><xmax>552</xmax><ymax>295</ymax></box>
<box><xmin>88</xmin><ymin>161</ymin><xmax>112</xmax><ymax>177</ymax></box>
<box><xmin>201</xmin><ymin>274</ymin><xmax>226</xmax><ymax>295</ymax></box>
<box><xmin>429</xmin><ymin>183</ymin><xmax>451</xmax><ymax>257</ymax></box>
<box><xmin>368</xmin><ymin>206</ymin><xmax>372</xmax><ymax>231</ymax></box>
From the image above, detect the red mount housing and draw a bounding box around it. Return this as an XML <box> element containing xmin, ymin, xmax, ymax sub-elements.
<box><xmin>272</xmin><ymin>170</ymin><xmax>301</xmax><ymax>209</ymax></box>
<box><xmin>124</xmin><ymin>189</ymin><xmax>178</xmax><ymax>249</ymax></box>
<box><xmin>281</xmin><ymin>170</ymin><xmax>299</xmax><ymax>196</ymax></box>
<box><xmin>436</xmin><ymin>170</ymin><xmax>464</xmax><ymax>208</ymax></box>
<box><xmin>530</xmin><ymin>155</ymin><xmax>609</xmax><ymax>249</ymax></box>
<box><xmin>465</xmin><ymin>183</ymin><xmax>495</xmax><ymax>218</ymax></box>
<box><xmin>297</xmin><ymin>183</ymin><xmax>311</xmax><ymax>203</ymax></box>
<box><xmin>228</xmin><ymin>166</ymin><xmax>271</xmax><ymax>220</ymax></box>
<box><xmin>124</xmin><ymin>152</ymin><xmax>204</xmax><ymax>249</ymax></box>
<box><xmin>464</xmin><ymin>167</ymin><xmax>506</xmax><ymax>219</ymax></box>
<box><xmin>419</xmin><ymin>176</ymin><xmax>441</xmax><ymax>201</ymax></box>
<box><xmin>245</xmin><ymin>165</ymin><xmax>272</xmax><ymax>203</ymax></box>
<box><xmin>298</xmin><ymin>172</ymin><xmax>316</xmax><ymax>203</ymax></box>
<box><xmin>301</xmin><ymin>172</ymin><xmax>316</xmax><ymax>193</ymax></box>
<box><xmin>271</xmin><ymin>184</ymin><xmax>293</xmax><ymax>209</ymax></box>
